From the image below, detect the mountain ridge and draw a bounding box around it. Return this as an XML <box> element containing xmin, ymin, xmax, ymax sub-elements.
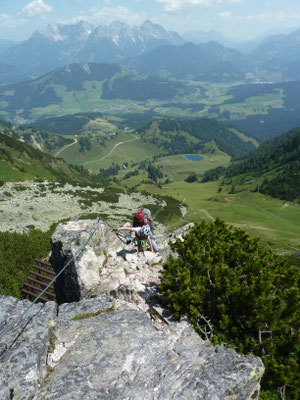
<box><xmin>0</xmin><ymin>62</ymin><xmax>186</xmax><ymax>123</ymax></box>
<box><xmin>2</xmin><ymin>20</ymin><xmax>184</xmax><ymax>76</ymax></box>
<box><xmin>0</xmin><ymin>126</ymin><xmax>93</xmax><ymax>184</ymax></box>
<box><xmin>129</xmin><ymin>41</ymin><xmax>248</xmax><ymax>82</ymax></box>
<box><xmin>139</xmin><ymin>118</ymin><xmax>255</xmax><ymax>158</ymax></box>
<box><xmin>203</xmin><ymin>127</ymin><xmax>300</xmax><ymax>202</ymax></box>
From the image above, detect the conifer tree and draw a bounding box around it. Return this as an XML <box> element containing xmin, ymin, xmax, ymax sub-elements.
<box><xmin>160</xmin><ymin>219</ymin><xmax>300</xmax><ymax>399</ymax></box>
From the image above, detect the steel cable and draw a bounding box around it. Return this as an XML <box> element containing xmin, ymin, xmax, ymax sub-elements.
<box><xmin>0</xmin><ymin>216</ymin><xmax>102</xmax><ymax>343</ymax></box>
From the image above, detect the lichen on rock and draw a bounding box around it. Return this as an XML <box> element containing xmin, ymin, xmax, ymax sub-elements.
<box><xmin>0</xmin><ymin>219</ymin><xmax>264</xmax><ymax>400</ymax></box>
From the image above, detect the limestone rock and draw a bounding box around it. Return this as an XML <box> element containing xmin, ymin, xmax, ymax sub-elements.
<box><xmin>50</xmin><ymin>220</ymin><xmax>164</xmax><ymax>310</ymax></box>
<box><xmin>50</xmin><ymin>220</ymin><xmax>123</xmax><ymax>304</ymax></box>
<box><xmin>36</xmin><ymin>300</ymin><xmax>263</xmax><ymax>400</ymax></box>
<box><xmin>0</xmin><ymin>295</ymin><xmax>56</xmax><ymax>400</ymax></box>
<box><xmin>0</xmin><ymin>220</ymin><xmax>265</xmax><ymax>399</ymax></box>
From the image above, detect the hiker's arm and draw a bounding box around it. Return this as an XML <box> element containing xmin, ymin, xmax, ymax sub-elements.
<box><xmin>117</xmin><ymin>227</ymin><xmax>132</xmax><ymax>232</ymax></box>
<box><xmin>147</xmin><ymin>236</ymin><xmax>155</xmax><ymax>253</ymax></box>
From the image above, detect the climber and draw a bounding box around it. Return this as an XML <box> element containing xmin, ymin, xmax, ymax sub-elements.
<box><xmin>142</xmin><ymin>208</ymin><xmax>154</xmax><ymax>232</ymax></box>
<box><xmin>133</xmin><ymin>209</ymin><xmax>148</xmax><ymax>228</ymax></box>
<box><xmin>117</xmin><ymin>224</ymin><xmax>158</xmax><ymax>254</ymax></box>
<box><xmin>132</xmin><ymin>209</ymin><xmax>156</xmax><ymax>251</ymax></box>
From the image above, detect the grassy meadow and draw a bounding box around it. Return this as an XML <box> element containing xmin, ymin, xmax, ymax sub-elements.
<box><xmin>4</xmin><ymin>79</ymin><xmax>287</xmax><ymax>126</ymax></box>
<box><xmin>3</xmin><ymin>75</ymin><xmax>296</xmax><ymax>256</ymax></box>
<box><xmin>154</xmin><ymin>152</ymin><xmax>230</xmax><ymax>181</ymax></box>
<box><xmin>59</xmin><ymin>131</ymin><xmax>161</xmax><ymax>172</ymax></box>
<box><xmin>139</xmin><ymin>179</ymin><xmax>300</xmax><ymax>255</ymax></box>
<box><xmin>54</xmin><ymin>123</ymin><xmax>300</xmax><ymax>256</ymax></box>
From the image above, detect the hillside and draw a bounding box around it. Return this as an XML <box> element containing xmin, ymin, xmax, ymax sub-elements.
<box><xmin>0</xmin><ymin>119</ymin><xmax>74</xmax><ymax>154</ymax></box>
<box><xmin>248</xmin><ymin>28</ymin><xmax>300</xmax><ymax>80</ymax></box>
<box><xmin>0</xmin><ymin>130</ymin><xmax>94</xmax><ymax>183</ymax></box>
<box><xmin>0</xmin><ymin>63</ymin><xmax>186</xmax><ymax>123</ymax></box>
<box><xmin>31</xmin><ymin>111</ymin><xmax>156</xmax><ymax>134</ymax></box>
<box><xmin>0</xmin><ymin>64</ymin><xmax>30</xmax><ymax>86</ymax></box>
<box><xmin>139</xmin><ymin>118</ymin><xmax>256</xmax><ymax>158</ymax></box>
<box><xmin>2</xmin><ymin>20</ymin><xmax>183</xmax><ymax>76</ymax></box>
<box><xmin>203</xmin><ymin>127</ymin><xmax>300</xmax><ymax>202</ymax></box>
<box><xmin>130</xmin><ymin>41</ymin><xmax>248</xmax><ymax>82</ymax></box>
<box><xmin>218</xmin><ymin>80</ymin><xmax>300</xmax><ymax>141</ymax></box>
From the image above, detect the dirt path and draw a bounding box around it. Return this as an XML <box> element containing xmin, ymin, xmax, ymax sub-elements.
<box><xmin>55</xmin><ymin>139</ymin><xmax>78</xmax><ymax>157</ymax></box>
<box><xmin>196</xmin><ymin>209</ymin><xmax>299</xmax><ymax>236</ymax></box>
<box><xmin>231</xmin><ymin>222</ymin><xmax>299</xmax><ymax>236</ymax></box>
<box><xmin>83</xmin><ymin>137</ymin><xmax>139</xmax><ymax>165</ymax></box>
<box><xmin>199</xmin><ymin>208</ymin><xmax>215</xmax><ymax>221</ymax></box>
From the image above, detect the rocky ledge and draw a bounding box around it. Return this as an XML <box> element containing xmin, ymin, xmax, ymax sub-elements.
<box><xmin>0</xmin><ymin>219</ymin><xmax>264</xmax><ymax>399</ymax></box>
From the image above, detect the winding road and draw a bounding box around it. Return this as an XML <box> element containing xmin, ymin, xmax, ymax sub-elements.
<box><xmin>55</xmin><ymin>138</ymin><xmax>78</xmax><ymax>157</ymax></box>
<box><xmin>83</xmin><ymin>137</ymin><xmax>139</xmax><ymax>166</ymax></box>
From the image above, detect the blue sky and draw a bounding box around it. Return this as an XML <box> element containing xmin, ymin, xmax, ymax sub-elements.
<box><xmin>1</xmin><ymin>0</ymin><xmax>300</xmax><ymax>41</ymax></box>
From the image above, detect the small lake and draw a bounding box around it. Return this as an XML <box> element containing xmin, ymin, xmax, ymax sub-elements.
<box><xmin>184</xmin><ymin>154</ymin><xmax>204</xmax><ymax>161</ymax></box>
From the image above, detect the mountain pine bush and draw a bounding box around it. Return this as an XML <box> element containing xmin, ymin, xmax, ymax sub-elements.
<box><xmin>160</xmin><ymin>219</ymin><xmax>300</xmax><ymax>399</ymax></box>
<box><xmin>0</xmin><ymin>228</ymin><xmax>52</xmax><ymax>298</ymax></box>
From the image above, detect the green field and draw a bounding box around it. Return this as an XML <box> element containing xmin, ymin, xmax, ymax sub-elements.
<box><xmin>59</xmin><ymin>131</ymin><xmax>161</xmax><ymax>172</ymax></box>
<box><xmin>55</xmin><ymin>125</ymin><xmax>300</xmax><ymax>256</ymax></box>
<box><xmin>2</xmin><ymin>79</ymin><xmax>287</xmax><ymax>126</ymax></box>
<box><xmin>138</xmin><ymin>179</ymin><xmax>300</xmax><ymax>255</ymax></box>
<box><xmin>154</xmin><ymin>152</ymin><xmax>230</xmax><ymax>181</ymax></box>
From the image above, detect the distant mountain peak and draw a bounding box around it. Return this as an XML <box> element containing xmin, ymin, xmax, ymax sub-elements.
<box><xmin>40</xmin><ymin>24</ymin><xmax>65</xmax><ymax>41</ymax></box>
<box><xmin>39</xmin><ymin>20</ymin><xmax>94</xmax><ymax>42</ymax></box>
<box><xmin>2</xmin><ymin>19</ymin><xmax>184</xmax><ymax>76</ymax></box>
<box><xmin>140</xmin><ymin>19</ymin><xmax>169</xmax><ymax>37</ymax></box>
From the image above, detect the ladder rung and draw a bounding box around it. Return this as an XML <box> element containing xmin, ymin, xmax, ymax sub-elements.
<box><xmin>21</xmin><ymin>289</ymin><xmax>50</xmax><ymax>303</ymax></box>
<box><xmin>34</xmin><ymin>259</ymin><xmax>51</xmax><ymax>267</ymax></box>
<box><xmin>23</xmin><ymin>283</ymin><xmax>56</xmax><ymax>299</ymax></box>
<box><xmin>32</xmin><ymin>265</ymin><xmax>56</xmax><ymax>276</ymax></box>
<box><xmin>27</xmin><ymin>277</ymin><xmax>55</xmax><ymax>290</ymax></box>
<box><xmin>28</xmin><ymin>270</ymin><xmax>54</xmax><ymax>282</ymax></box>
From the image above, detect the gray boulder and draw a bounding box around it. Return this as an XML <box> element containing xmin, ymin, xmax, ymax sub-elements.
<box><xmin>0</xmin><ymin>219</ymin><xmax>265</xmax><ymax>399</ymax></box>
<box><xmin>37</xmin><ymin>299</ymin><xmax>263</xmax><ymax>400</ymax></box>
<box><xmin>0</xmin><ymin>295</ymin><xmax>56</xmax><ymax>400</ymax></box>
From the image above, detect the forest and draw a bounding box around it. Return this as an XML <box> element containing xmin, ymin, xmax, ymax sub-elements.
<box><xmin>160</xmin><ymin>219</ymin><xmax>300</xmax><ymax>400</ymax></box>
<box><xmin>140</xmin><ymin>118</ymin><xmax>254</xmax><ymax>158</ymax></box>
<box><xmin>201</xmin><ymin>127</ymin><xmax>300</xmax><ymax>202</ymax></box>
<box><xmin>102</xmin><ymin>75</ymin><xmax>184</xmax><ymax>101</ymax></box>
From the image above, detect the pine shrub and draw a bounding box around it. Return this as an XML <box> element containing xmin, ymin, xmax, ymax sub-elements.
<box><xmin>0</xmin><ymin>228</ymin><xmax>53</xmax><ymax>298</ymax></box>
<box><xmin>160</xmin><ymin>218</ymin><xmax>300</xmax><ymax>399</ymax></box>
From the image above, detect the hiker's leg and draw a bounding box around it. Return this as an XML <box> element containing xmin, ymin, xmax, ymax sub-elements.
<box><xmin>151</xmin><ymin>237</ymin><xmax>158</xmax><ymax>252</ymax></box>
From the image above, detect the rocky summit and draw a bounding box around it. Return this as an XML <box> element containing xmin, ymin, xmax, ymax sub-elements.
<box><xmin>0</xmin><ymin>219</ymin><xmax>264</xmax><ymax>400</ymax></box>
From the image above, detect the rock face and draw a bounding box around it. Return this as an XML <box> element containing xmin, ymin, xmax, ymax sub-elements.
<box><xmin>0</xmin><ymin>296</ymin><xmax>56</xmax><ymax>400</ymax></box>
<box><xmin>38</xmin><ymin>302</ymin><xmax>263</xmax><ymax>400</ymax></box>
<box><xmin>0</xmin><ymin>219</ymin><xmax>265</xmax><ymax>399</ymax></box>
<box><xmin>50</xmin><ymin>219</ymin><xmax>168</xmax><ymax>307</ymax></box>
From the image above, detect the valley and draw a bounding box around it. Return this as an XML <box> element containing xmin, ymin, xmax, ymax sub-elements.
<box><xmin>1</xmin><ymin>76</ymin><xmax>299</xmax><ymax>258</ymax></box>
<box><xmin>1</xmin><ymin>15</ymin><xmax>300</xmax><ymax>399</ymax></box>
<box><xmin>0</xmin><ymin>73</ymin><xmax>295</xmax><ymax>145</ymax></box>
<box><xmin>1</xmin><ymin>116</ymin><xmax>298</xmax><ymax>256</ymax></box>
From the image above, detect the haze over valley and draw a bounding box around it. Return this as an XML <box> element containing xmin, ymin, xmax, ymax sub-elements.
<box><xmin>1</xmin><ymin>5</ymin><xmax>299</xmax><ymax>257</ymax></box>
<box><xmin>0</xmin><ymin>2</ymin><xmax>300</xmax><ymax>398</ymax></box>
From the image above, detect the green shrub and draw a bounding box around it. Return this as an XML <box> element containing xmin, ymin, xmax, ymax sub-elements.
<box><xmin>185</xmin><ymin>173</ymin><xmax>197</xmax><ymax>183</ymax></box>
<box><xmin>160</xmin><ymin>218</ymin><xmax>300</xmax><ymax>399</ymax></box>
<box><xmin>0</xmin><ymin>228</ymin><xmax>53</xmax><ymax>298</ymax></box>
<box><xmin>140</xmin><ymin>194</ymin><xmax>183</xmax><ymax>225</ymax></box>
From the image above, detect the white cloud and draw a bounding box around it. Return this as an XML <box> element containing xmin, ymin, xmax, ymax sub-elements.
<box><xmin>236</xmin><ymin>10</ymin><xmax>300</xmax><ymax>23</ymax></box>
<box><xmin>20</xmin><ymin>0</ymin><xmax>52</xmax><ymax>19</ymax></box>
<box><xmin>155</xmin><ymin>0</ymin><xmax>243</xmax><ymax>12</ymax></box>
<box><xmin>87</xmin><ymin>6</ymin><xmax>147</xmax><ymax>26</ymax></box>
<box><xmin>218</xmin><ymin>11</ymin><xmax>232</xmax><ymax>19</ymax></box>
<box><xmin>0</xmin><ymin>13</ymin><xmax>20</xmax><ymax>28</ymax></box>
